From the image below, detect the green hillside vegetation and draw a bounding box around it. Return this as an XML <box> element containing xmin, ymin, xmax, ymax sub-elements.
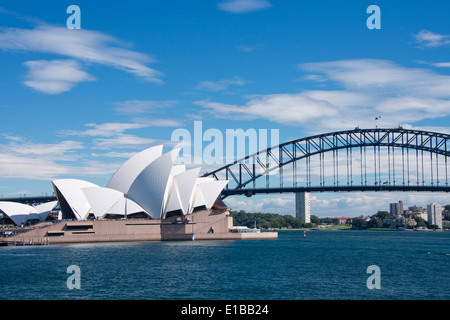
<box><xmin>230</xmin><ymin>206</ymin><xmax>450</xmax><ymax>230</ymax></box>
<box><xmin>230</xmin><ymin>210</ymin><xmax>318</xmax><ymax>229</ymax></box>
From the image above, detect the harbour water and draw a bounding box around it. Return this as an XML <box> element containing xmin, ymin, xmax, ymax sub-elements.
<box><xmin>0</xmin><ymin>230</ymin><xmax>449</xmax><ymax>300</ymax></box>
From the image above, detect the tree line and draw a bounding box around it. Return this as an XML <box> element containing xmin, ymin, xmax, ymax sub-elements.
<box><xmin>351</xmin><ymin>210</ymin><xmax>449</xmax><ymax>230</ymax></box>
<box><xmin>229</xmin><ymin>210</ymin><xmax>319</xmax><ymax>229</ymax></box>
<box><xmin>230</xmin><ymin>206</ymin><xmax>450</xmax><ymax>230</ymax></box>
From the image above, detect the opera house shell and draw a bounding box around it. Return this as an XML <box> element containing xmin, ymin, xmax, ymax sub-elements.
<box><xmin>51</xmin><ymin>145</ymin><xmax>229</xmax><ymax>221</ymax></box>
<box><xmin>0</xmin><ymin>201</ymin><xmax>57</xmax><ymax>227</ymax></box>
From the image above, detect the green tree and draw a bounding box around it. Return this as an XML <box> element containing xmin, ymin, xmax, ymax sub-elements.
<box><xmin>229</xmin><ymin>211</ymin><xmax>307</xmax><ymax>229</ymax></box>
<box><xmin>259</xmin><ymin>219</ymin><xmax>270</xmax><ymax>229</ymax></box>
<box><xmin>352</xmin><ymin>218</ymin><xmax>367</xmax><ymax>230</ymax></box>
<box><xmin>414</xmin><ymin>216</ymin><xmax>427</xmax><ymax>228</ymax></box>
<box><xmin>367</xmin><ymin>217</ymin><xmax>383</xmax><ymax>228</ymax></box>
<box><xmin>320</xmin><ymin>217</ymin><xmax>333</xmax><ymax>224</ymax></box>
<box><xmin>376</xmin><ymin>211</ymin><xmax>390</xmax><ymax>220</ymax></box>
<box><xmin>310</xmin><ymin>215</ymin><xmax>320</xmax><ymax>225</ymax></box>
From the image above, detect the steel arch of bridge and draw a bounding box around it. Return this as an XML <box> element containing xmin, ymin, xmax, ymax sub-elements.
<box><xmin>203</xmin><ymin>128</ymin><xmax>450</xmax><ymax>198</ymax></box>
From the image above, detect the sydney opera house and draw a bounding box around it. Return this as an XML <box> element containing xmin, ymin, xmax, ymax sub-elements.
<box><xmin>1</xmin><ymin>145</ymin><xmax>277</xmax><ymax>244</ymax></box>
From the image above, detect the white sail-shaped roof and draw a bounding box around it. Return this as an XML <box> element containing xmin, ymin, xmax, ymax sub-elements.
<box><xmin>52</xmin><ymin>179</ymin><xmax>99</xmax><ymax>220</ymax></box>
<box><xmin>34</xmin><ymin>200</ymin><xmax>57</xmax><ymax>213</ymax></box>
<box><xmin>49</xmin><ymin>145</ymin><xmax>229</xmax><ymax>221</ymax></box>
<box><xmin>0</xmin><ymin>201</ymin><xmax>38</xmax><ymax>226</ymax></box>
<box><xmin>162</xmin><ymin>165</ymin><xmax>186</xmax><ymax>216</ymax></box>
<box><xmin>82</xmin><ymin>187</ymin><xmax>148</xmax><ymax>218</ymax></box>
<box><xmin>189</xmin><ymin>178</ymin><xmax>228</xmax><ymax>211</ymax></box>
<box><xmin>170</xmin><ymin>165</ymin><xmax>186</xmax><ymax>176</ymax></box>
<box><xmin>27</xmin><ymin>211</ymin><xmax>40</xmax><ymax>221</ymax></box>
<box><xmin>195</xmin><ymin>177</ymin><xmax>215</xmax><ymax>184</ymax></box>
<box><xmin>197</xmin><ymin>180</ymin><xmax>229</xmax><ymax>209</ymax></box>
<box><xmin>82</xmin><ymin>187</ymin><xmax>124</xmax><ymax>218</ymax></box>
<box><xmin>164</xmin><ymin>166</ymin><xmax>184</xmax><ymax>215</ymax></box>
<box><xmin>190</xmin><ymin>177</ymin><xmax>214</xmax><ymax>211</ymax></box>
<box><xmin>127</xmin><ymin>149</ymin><xmax>179</xmax><ymax>219</ymax></box>
<box><xmin>33</xmin><ymin>200</ymin><xmax>57</xmax><ymax>221</ymax></box>
<box><xmin>192</xmin><ymin>188</ymin><xmax>207</xmax><ymax>210</ymax></box>
<box><xmin>177</xmin><ymin>168</ymin><xmax>202</xmax><ymax>214</ymax></box>
<box><xmin>108</xmin><ymin>196</ymin><xmax>147</xmax><ymax>216</ymax></box>
<box><xmin>165</xmin><ymin>187</ymin><xmax>182</xmax><ymax>214</ymax></box>
<box><xmin>107</xmin><ymin>145</ymin><xmax>163</xmax><ymax>194</ymax></box>
<box><xmin>165</xmin><ymin>167</ymin><xmax>201</xmax><ymax>215</ymax></box>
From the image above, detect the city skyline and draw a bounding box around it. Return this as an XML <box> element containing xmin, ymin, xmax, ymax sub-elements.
<box><xmin>1</xmin><ymin>1</ymin><xmax>450</xmax><ymax>217</ymax></box>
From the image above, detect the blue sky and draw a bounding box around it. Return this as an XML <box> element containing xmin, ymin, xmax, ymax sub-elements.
<box><xmin>1</xmin><ymin>0</ymin><xmax>450</xmax><ymax>217</ymax></box>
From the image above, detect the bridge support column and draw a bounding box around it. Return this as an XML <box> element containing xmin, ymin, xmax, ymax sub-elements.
<box><xmin>295</xmin><ymin>192</ymin><xmax>310</xmax><ymax>224</ymax></box>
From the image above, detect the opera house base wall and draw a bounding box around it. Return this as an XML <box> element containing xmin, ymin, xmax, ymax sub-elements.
<box><xmin>3</xmin><ymin>210</ymin><xmax>277</xmax><ymax>245</ymax></box>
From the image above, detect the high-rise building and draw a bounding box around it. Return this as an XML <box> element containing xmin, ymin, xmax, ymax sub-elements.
<box><xmin>389</xmin><ymin>203</ymin><xmax>396</xmax><ymax>215</ymax></box>
<box><xmin>295</xmin><ymin>192</ymin><xmax>310</xmax><ymax>223</ymax></box>
<box><xmin>408</xmin><ymin>204</ymin><xmax>422</xmax><ymax>213</ymax></box>
<box><xmin>390</xmin><ymin>201</ymin><xmax>404</xmax><ymax>216</ymax></box>
<box><xmin>427</xmin><ymin>203</ymin><xmax>443</xmax><ymax>229</ymax></box>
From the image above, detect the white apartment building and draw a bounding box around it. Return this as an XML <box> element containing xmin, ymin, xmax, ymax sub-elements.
<box><xmin>427</xmin><ymin>203</ymin><xmax>443</xmax><ymax>229</ymax></box>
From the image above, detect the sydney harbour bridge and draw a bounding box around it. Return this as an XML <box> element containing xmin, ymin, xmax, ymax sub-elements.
<box><xmin>204</xmin><ymin>127</ymin><xmax>450</xmax><ymax>195</ymax></box>
<box><xmin>202</xmin><ymin>127</ymin><xmax>450</xmax><ymax>221</ymax></box>
<box><xmin>4</xmin><ymin>128</ymin><xmax>450</xmax><ymax>221</ymax></box>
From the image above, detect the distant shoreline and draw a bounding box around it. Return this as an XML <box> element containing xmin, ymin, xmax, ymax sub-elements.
<box><xmin>266</xmin><ymin>227</ymin><xmax>447</xmax><ymax>232</ymax></box>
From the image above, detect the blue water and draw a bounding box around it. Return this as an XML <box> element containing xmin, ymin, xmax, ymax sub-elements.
<box><xmin>0</xmin><ymin>230</ymin><xmax>449</xmax><ymax>300</ymax></box>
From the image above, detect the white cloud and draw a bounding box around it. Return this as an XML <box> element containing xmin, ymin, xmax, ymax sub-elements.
<box><xmin>0</xmin><ymin>134</ymin><xmax>131</xmax><ymax>180</ymax></box>
<box><xmin>6</xmin><ymin>140</ymin><xmax>83</xmax><ymax>159</ymax></box>
<box><xmin>91</xmin><ymin>151</ymin><xmax>139</xmax><ymax>159</ymax></box>
<box><xmin>299</xmin><ymin>59</ymin><xmax>450</xmax><ymax>98</ymax></box>
<box><xmin>225</xmin><ymin>195</ymin><xmax>294</xmax><ymax>214</ymax></box>
<box><xmin>23</xmin><ymin>59</ymin><xmax>94</xmax><ymax>94</ymax></box>
<box><xmin>218</xmin><ymin>0</ymin><xmax>272</xmax><ymax>13</ymax></box>
<box><xmin>237</xmin><ymin>44</ymin><xmax>263</xmax><ymax>52</ymax></box>
<box><xmin>0</xmin><ymin>139</ymin><xmax>84</xmax><ymax>180</ymax></box>
<box><xmin>131</xmin><ymin>117</ymin><xmax>184</xmax><ymax>127</ymax></box>
<box><xmin>376</xmin><ymin>96</ymin><xmax>450</xmax><ymax>122</ymax></box>
<box><xmin>2</xmin><ymin>134</ymin><xmax>25</xmax><ymax>142</ymax></box>
<box><xmin>61</xmin><ymin>122</ymin><xmax>150</xmax><ymax>138</ymax></box>
<box><xmin>92</xmin><ymin>134</ymin><xmax>158</xmax><ymax>150</ymax></box>
<box><xmin>114</xmin><ymin>100</ymin><xmax>178</xmax><ymax>114</ymax></box>
<box><xmin>197</xmin><ymin>59</ymin><xmax>450</xmax><ymax>133</ymax></box>
<box><xmin>0</xmin><ymin>153</ymin><xmax>68</xmax><ymax>180</ymax></box>
<box><xmin>0</xmin><ymin>24</ymin><xmax>162</xmax><ymax>93</ymax></box>
<box><xmin>402</xmin><ymin>124</ymin><xmax>450</xmax><ymax>135</ymax></box>
<box><xmin>414</xmin><ymin>30</ymin><xmax>450</xmax><ymax>48</ymax></box>
<box><xmin>58</xmin><ymin>119</ymin><xmax>182</xmax><ymax>152</ymax></box>
<box><xmin>225</xmin><ymin>192</ymin><xmax>450</xmax><ymax>218</ymax></box>
<box><xmin>196</xmin><ymin>90</ymin><xmax>371</xmax><ymax>129</ymax></box>
<box><xmin>195</xmin><ymin>76</ymin><xmax>249</xmax><ymax>92</ymax></box>
<box><xmin>0</xmin><ymin>129</ymin><xmax>166</xmax><ymax>181</ymax></box>
<box><xmin>60</xmin><ymin>119</ymin><xmax>183</xmax><ymax>139</ymax></box>
<box><xmin>432</xmin><ymin>62</ymin><xmax>450</xmax><ymax>68</ymax></box>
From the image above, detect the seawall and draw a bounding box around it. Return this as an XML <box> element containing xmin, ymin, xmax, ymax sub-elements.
<box><xmin>3</xmin><ymin>210</ymin><xmax>278</xmax><ymax>245</ymax></box>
